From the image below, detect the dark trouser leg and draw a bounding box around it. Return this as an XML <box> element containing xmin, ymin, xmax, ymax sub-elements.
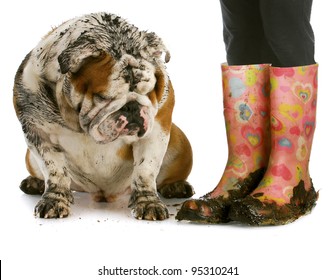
<box><xmin>219</xmin><ymin>0</ymin><xmax>264</xmax><ymax>65</ymax></box>
<box><xmin>220</xmin><ymin>0</ymin><xmax>315</xmax><ymax>67</ymax></box>
<box><xmin>259</xmin><ymin>0</ymin><xmax>315</xmax><ymax>67</ymax></box>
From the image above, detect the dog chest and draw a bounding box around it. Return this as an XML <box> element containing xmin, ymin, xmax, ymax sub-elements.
<box><xmin>50</xmin><ymin>127</ymin><xmax>134</xmax><ymax>192</ymax></box>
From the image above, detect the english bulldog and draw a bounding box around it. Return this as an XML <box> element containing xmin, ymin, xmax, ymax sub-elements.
<box><xmin>13</xmin><ymin>12</ymin><xmax>194</xmax><ymax>220</ymax></box>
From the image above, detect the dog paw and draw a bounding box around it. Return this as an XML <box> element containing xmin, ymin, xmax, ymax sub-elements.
<box><xmin>129</xmin><ymin>191</ymin><xmax>169</xmax><ymax>220</ymax></box>
<box><xmin>19</xmin><ymin>176</ymin><xmax>45</xmax><ymax>195</ymax></box>
<box><xmin>158</xmin><ymin>180</ymin><xmax>194</xmax><ymax>199</ymax></box>
<box><xmin>34</xmin><ymin>189</ymin><xmax>74</xmax><ymax>218</ymax></box>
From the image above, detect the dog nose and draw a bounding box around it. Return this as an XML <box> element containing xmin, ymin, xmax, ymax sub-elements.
<box><xmin>121</xmin><ymin>101</ymin><xmax>140</xmax><ymax>113</ymax></box>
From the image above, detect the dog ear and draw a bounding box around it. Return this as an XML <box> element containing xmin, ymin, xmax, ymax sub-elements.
<box><xmin>58</xmin><ymin>40</ymin><xmax>102</xmax><ymax>74</ymax></box>
<box><xmin>142</xmin><ymin>32</ymin><xmax>171</xmax><ymax>63</ymax></box>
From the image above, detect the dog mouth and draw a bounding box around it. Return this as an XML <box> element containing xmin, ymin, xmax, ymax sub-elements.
<box><xmin>85</xmin><ymin>101</ymin><xmax>150</xmax><ymax>144</ymax></box>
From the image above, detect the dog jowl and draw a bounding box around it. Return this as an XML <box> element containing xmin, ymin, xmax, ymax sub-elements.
<box><xmin>13</xmin><ymin>12</ymin><xmax>194</xmax><ymax>220</ymax></box>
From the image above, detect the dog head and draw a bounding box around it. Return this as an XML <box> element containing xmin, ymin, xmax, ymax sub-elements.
<box><xmin>56</xmin><ymin>14</ymin><xmax>171</xmax><ymax>144</ymax></box>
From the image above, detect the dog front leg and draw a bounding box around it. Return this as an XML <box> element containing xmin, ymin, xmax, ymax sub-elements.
<box><xmin>33</xmin><ymin>144</ymin><xmax>73</xmax><ymax>218</ymax></box>
<box><xmin>128</xmin><ymin>131</ymin><xmax>170</xmax><ymax>220</ymax></box>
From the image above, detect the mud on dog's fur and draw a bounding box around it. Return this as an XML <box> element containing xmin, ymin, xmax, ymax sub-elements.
<box><xmin>14</xmin><ymin>12</ymin><xmax>194</xmax><ymax>220</ymax></box>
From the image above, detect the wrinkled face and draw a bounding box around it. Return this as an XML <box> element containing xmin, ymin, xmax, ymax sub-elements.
<box><xmin>67</xmin><ymin>53</ymin><xmax>162</xmax><ymax>143</ymax></box>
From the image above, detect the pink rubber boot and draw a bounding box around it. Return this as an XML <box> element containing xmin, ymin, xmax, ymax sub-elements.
<box><xmin>229</xmin><ymin>64</ymin><xmax>319</xmax><ymax>225</ymax></box>
<box><xmin>176</xmin><ymin>64</ymin><xmax>271</xmax><ymax>223</ymax></box>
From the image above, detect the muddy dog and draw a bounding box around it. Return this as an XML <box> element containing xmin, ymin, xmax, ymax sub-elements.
<box><xmin>13</xmin><ymin>12</ymin><xmax>193</xmax><ymax>220</ymax></box>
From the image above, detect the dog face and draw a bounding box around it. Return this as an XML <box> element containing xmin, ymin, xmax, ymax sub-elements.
<box><xmin>58</xmin><ymin>31</ymin><xmax>167</xmax><ymax>143</ymax></box>
<box><xmin>63</xmin><ymin>52</ymin><xmax>160</xmax><ymax>144</ymax></box>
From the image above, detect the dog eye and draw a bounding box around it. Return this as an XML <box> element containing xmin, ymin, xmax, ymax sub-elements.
<box><xmin>93</xmin><ymin>93</ymin><xmax>108</xmax><ymax>103</ymax></box>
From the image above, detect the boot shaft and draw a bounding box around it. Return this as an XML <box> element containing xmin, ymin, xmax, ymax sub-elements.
<box><xmin>221</xmin><ymin>63</ymin><xmax>270</xmax><ymax>110</ymax></box>
<box><xmin>221</xmin><ymin>63</ymin><xmax>271</xmax><ymax>161</ymax></box>
<box><xmin>269</xmin><ymin>64</ymin><xmax>318</xmax><ymax>163</ymax></box>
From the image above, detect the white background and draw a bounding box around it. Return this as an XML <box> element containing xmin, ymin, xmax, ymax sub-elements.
<box><xmin>0</xmin><ymin>1</ymin><xmax>333</xmax><ymax>279</ymax></box>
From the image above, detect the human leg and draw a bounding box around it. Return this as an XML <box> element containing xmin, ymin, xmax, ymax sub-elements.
<box><xmin>227</xmin><ymin>1</ymin><xmax>318</xmax><ymax>225</ymax></box>
<box><xmin>219</xmin><ymin>0</ymin><xmax>264</xmax><ymax>65</ymax></box>
<box><xmin>259</xmin><ymin>0</ymin><xmax>315</xmax><ymax>67</ymax></box>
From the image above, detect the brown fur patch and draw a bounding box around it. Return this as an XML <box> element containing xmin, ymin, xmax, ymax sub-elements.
<box><xmin>92</xmin><ymin>188</ymin><xmax>131</xmax><ymax>203</ymax></box>
<box><xmin>91</xmin><ymin>191</ymin><xmax>106</xmax><ymax>202</ymax></box>
<box><xmin>117</xmin><ymin>144</ymin><xmax>133</xmax><ymax>161</ymax></box>
<box><xmin>25</xmin><ymin>149</ymin><xmax>37</xmax><ymax>178</ymax></box>
<box><xmin>147</xmin><ymin>68</ymin><xmax>165</xmax><ymax>110</ymax></box>
<box><xmin>159</xmin><ymin>124</ymin><xmax>192</xmax><ymax>186</ymax></box>
<box><xmin>71</xmin><ymin>52</ymin><xmax>115</xmax><ymax>96</ymax></box>
<box><xmin>147</xmin><ymin>69</ymin><xmax>174</xmax><ymax>134</ymax></box>
<box><xmin>154</xmin><ymin>79</ymin><xmax>175</xmax><ymax>133</ymax></box>
<box><xmin>149</xmin><ymin>69</ymin><xmax>165</xmax><ymax>104</ymax></box>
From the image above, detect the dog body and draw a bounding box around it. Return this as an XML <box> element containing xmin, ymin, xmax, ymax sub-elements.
<box><xmin>14</xmin><ymin>13</ymin><xmax>193</xmax><ymax>220</ymax></box>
